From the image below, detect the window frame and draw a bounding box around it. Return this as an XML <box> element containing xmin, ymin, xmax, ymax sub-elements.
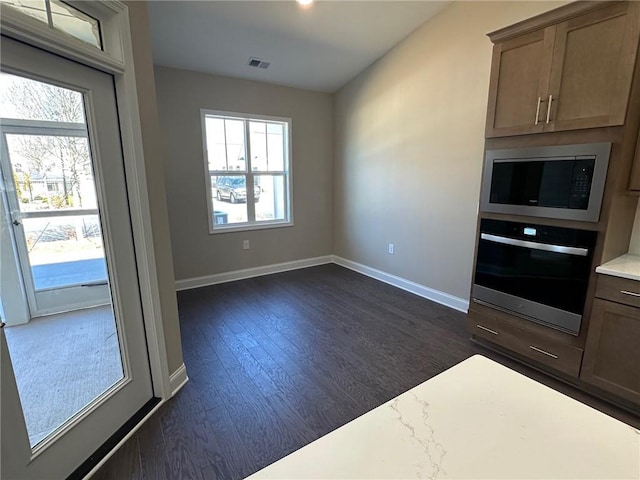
<box><xmin>201</xmin><ymin>109</ymin><xmax>293</xmax><ymax>234</ymax></box>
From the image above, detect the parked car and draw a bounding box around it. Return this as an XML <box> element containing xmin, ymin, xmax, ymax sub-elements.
<box><xmin>215</xmin><ymin>176</ymin><xmax>260</xmax><ymax>203</ymax></box>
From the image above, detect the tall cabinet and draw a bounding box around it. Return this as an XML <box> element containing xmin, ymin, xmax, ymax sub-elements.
<box><xmin>469</xmin><ymin>1</ymin><xmax>640</xmax><ymax>412</ymax></box>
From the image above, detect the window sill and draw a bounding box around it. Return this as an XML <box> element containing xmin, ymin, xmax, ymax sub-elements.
<box><xmin>209</xmin><ymin>220</ymin><xmax>294</xmax><ymax>235</ymax></box>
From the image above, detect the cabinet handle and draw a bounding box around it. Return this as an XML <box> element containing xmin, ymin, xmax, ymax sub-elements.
<box><xmin>546</xmin><ymin>94</ymin><xmax>553</xmax><ymax>124</ymax></box>
<box><xmin>529</xmin><ymin>345</ymin><xmax>558</xmax><ymax>359</ymax></box>
<box><xmin>476</xmin><ymin>324</ymin><xmax>499</xmax><ymax>335</ymax></box>
<box><xmin>621</xmin><ymin>290</ymin><xmax>640</xmax><ymax>298</ymax></box>
<box><xmin>534</xmin><ymin>97</ymin><xmax>542</xmax><ymax>125</ymax></box>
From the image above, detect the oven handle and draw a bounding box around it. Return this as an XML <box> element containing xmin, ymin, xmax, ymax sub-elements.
<box><xmin>480</xmin><ymin>233</ymin><xmax>589</xmax><ymax>257</ymax></box>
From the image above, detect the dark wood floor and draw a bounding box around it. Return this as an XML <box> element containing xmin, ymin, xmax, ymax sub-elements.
<box><xmin>94</xmin><ymin>264</ymin><xmax>640</xmax><ymax>479</ymax></box>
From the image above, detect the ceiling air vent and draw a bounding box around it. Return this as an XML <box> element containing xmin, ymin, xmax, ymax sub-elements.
<box><xmin>248</xmin><ymin>57</ymin><xmax>270</xmax><ymax>69</ymax></box>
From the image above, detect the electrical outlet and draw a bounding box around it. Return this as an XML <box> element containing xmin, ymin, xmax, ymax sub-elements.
<box><xmin>388</xmin><ymin>243</ymin><xmax>395</xmax><ymax>254</ymax></box>
<box><xmin>243</xmin><ymin>240</ymin><xmax>250</xmax><ymax>250</ymax></box>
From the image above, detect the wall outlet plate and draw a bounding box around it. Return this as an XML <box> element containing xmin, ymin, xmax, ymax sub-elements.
<box><xmin>243</xmin><ymin>240</ymin><xmax>250</xmax><ymax>250</ymax></box>
<box><xmin>388</xmin><ymin>243</ymin><xmax>394</xmax><ymax>254</ymax></box>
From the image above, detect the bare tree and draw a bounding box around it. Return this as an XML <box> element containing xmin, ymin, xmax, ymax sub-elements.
<box><xmin>3</xmin><ymin>76</ymin><xmax>90</xmax><ymax>207</ymax></box>
<box><xmin>7</xmin><ymin>77</ymin><xmax>84</xmax><ymax>123</ymax></box>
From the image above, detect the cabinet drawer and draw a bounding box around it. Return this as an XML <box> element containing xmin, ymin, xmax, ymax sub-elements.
<box><xmin>596</xmin><ymin>275</ymin><xmax>640</xmax><ymax>308</ymax></box>
<box><xmin>467</xmin><ymin>310</ymin><xmax>583</xmax><ymax>377</ymax></box>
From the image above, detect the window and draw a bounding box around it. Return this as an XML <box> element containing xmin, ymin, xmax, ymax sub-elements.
<box><xmin>202</xmin><ymin>110</ymin><xmax>292</xmax><ymax>233</ymax></box>
<box><xmin>0</xmin><ymin>0</ymin><xmax>102</xmax><ymax>49</ymax></box>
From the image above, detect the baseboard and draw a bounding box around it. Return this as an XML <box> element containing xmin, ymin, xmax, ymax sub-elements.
<box><xmin>169</xmin><ymin>363</ymin><xmax>189</xmax><ymax>397</ymax></box>
<box><xmin>175</xmin><ymin>255</ymin><xmax>334</xmax><ymax>291</ymax></box>
<box><xmin>332</xmin><ymin>256</ymin><xmax>470</xmax><ymax>313</ymax></box>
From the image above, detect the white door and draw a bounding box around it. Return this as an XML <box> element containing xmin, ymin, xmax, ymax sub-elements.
<box><xmin>0</xmin><ymin>36</ymin><xmax>154</xmax><ymax>479</ymax></box>
<box><xmin>0</xmin><ymin>119</ymin><xmax>111</xmax><ymax>317</ymax></box>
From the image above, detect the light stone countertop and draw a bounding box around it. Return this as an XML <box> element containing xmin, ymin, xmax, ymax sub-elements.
<box><xmin>596</xmin><ymin>253</ymin><xmax>640</xmax><ymax>282</ymax></box>
<box><xmin>247</xmin><ymin>355</ymin><xmax>640</xmax><ymax>480</ymax></box>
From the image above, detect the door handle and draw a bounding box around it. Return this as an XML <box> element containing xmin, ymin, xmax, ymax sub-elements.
<box><xmin>546</xmin><ymin>94</ymin><xmax>553</xmax><ymax>124</ymax></box>
<box><xmin>529</xmin><ymin>345</ymin><xmax>558</xmax><ymax>359</ymax></box>
<box><xmin>621</xmin><ymin>290</ymin><xmax>640</xmax><ymax>298</ymax></box>
<box><xmin>480</xmin><ymin>233</ymin><xmax>588</xmax><ymax>256</ymax></box>
<box><xmin>476</xmin><ymin>324</ymin><xmax>499</xmax><ymax>336</ymax></box>
<box><xmin>12</xmin><ymin>220</ymin><xmax>20</xmax><ymax>226</ymax></box>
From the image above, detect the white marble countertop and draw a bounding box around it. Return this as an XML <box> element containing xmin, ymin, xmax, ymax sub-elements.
<box><xmin>596</xmin><ymin>253</ymin><xmax>640</xmax><ymax>282</ymax></box>
<box><xmin>247</xmin><ymin>355</ymin><xmax>640</xmax><ymax>480</ymax></box>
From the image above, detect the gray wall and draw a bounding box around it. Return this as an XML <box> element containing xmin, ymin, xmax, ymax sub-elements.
<box><xmin>333</xmin><ymin>1</ymin><xmax>568</xmax><ymax>301</ymax></box>
<box><xmin>154</xmin><ymin>67</ymin><xmax>334</xmax><ymax>281</ymax></box>
<box><xmin>126</xmin><ymin>2</ymin><xmax>183</xmax><ymax>375</ymax></box>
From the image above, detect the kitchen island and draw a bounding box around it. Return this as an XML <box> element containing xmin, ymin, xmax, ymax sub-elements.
<box><xmin>248</xmin><ymin>355</ymin><xmax>640</xmax><ymax>479</ymax></box>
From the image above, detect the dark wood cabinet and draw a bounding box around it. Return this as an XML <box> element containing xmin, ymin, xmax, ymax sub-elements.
<box><xmin>486</xmin><ymin>2</ymin><xmax>640</xmax><ymax>138</ymax></box>
<box><xmin>467</xmin><ymin>304</ymin><xmax>584</xmax><ymax>378</ymax></box>
<box><xmin>581</xmin><ymin>296</ymin><xmax>640</xmax><ymax>405</ymax></box>
<box><xmin>581</xmin><ymin>275</ymin><xmax>640</xmax><ymax>404</ymax></box>
<box><xmin>485</xmin><ymin>29</ymin><xmax>551</xmax><ymax>137</ymax></box>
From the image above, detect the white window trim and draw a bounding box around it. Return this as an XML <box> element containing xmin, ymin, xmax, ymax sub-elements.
<box><xmin>201</xmin><ymin>109</ymin><xmax>294</xmax><ymax>234</ymax></box>
<box><xmin>1</xmin><ymin>1</ymin><xmax>172</xmax><ymax>400</ymax></box>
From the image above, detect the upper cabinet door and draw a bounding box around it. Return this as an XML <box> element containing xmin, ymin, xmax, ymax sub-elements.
<box><xmin>485</xmin><ymin>2</ymin><xmax>640</xmax><ymax>139</ymax></box>
<box><xmin>485</xmin><ymin>29</ymin><xmax>553</xmax><ymax>138</ymax></box>
<box><xmin>546</xmin><ymin>2</ymin><xmax>640</xmax><ymax>133</ymax></box>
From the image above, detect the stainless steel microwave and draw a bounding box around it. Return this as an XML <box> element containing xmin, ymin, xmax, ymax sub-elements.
<box><xmin>480</xmin><ymin>143</ymin><xmax>611</xmax><ymax>222</ymax></box>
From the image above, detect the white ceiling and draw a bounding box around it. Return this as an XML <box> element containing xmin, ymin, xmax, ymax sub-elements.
<box><xmin>148</xmin><ymin>1</ymin><xmax>449</xmax><ymax>93</ymax></box>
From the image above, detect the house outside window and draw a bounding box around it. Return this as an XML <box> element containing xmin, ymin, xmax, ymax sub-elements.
<box><xmin>201</xmin><ymin>110</ymin><xmax>292</xmax><ymax>233</ymax></box>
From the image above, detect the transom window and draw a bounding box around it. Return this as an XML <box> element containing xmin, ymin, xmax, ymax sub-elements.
<box><xmin>201</xmin><ymin>110</ymin><xmax>292</xmax><ymax>233</ymax></box>
<box><xmin>1</xmin><ymin>0</ymin><xmax>102</xmax><ymax>49</ymax></box>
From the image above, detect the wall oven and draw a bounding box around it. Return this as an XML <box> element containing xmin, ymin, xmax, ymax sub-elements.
<box><xmin>473</xmin><ymin>219</ymin><xmax>597</xmax><ymax>335</ymax></box>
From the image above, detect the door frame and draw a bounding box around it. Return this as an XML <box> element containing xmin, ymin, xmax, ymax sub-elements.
<box><xmin>0</xmin><ymin>1</ymin><xmax>172</xmax><ymax>401</ymax></box>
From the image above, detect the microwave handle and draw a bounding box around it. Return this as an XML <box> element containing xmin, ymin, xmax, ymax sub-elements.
<box><xmin>480</xmin><ymin>233</ymin><xmax>588</xmax><ymax>257</ymax></box>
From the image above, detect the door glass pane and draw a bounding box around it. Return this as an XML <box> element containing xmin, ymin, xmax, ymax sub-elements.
<box><xmin>1</xmin><ymin>73</ymin><xmax>123</xmax><ymax>448</ymax></box>
<box><xmin>0</xmin><ymin>72</ymin><xmax>85</xmax><ymax>122</ymax></box>
<box><xmin>211</xmin><ymin>174</ymin><xmax>248</xmax><ymax>225</ymax></box>
<box><xmin>6</xmin><ymin>134</ymin><xmax>94</xmax><ymax>213</ymax></box>
<box><xmin>255</xmin><ymin>174</ymin><xmax>286</xmax><ymax>222</ymax></box>
<box><xmin>5</xmin><ymin>133</ymin><xmax>106</xmax><ymax>291</ymax></box>
<box><xmin>22</xmin><ymin>215</ymin><xmax>106</xmax><ymax>290</ymax></box>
